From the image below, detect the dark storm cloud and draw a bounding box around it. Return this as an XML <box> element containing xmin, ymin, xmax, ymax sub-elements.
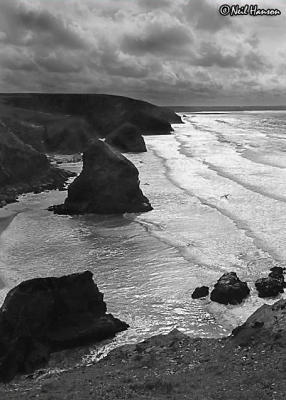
<box><xmin>0</xmin><ymin>1</ymin><xmax>85</xmax><ymax>49</ymax></box>
<box><xmin>122</xmin><ymin>24</ymin><xmax>192</xmax><ymax>56</ymax></box>
<box><xmin>138</xmin><ymin>0</ymin><xmax>171</xmax><ymax>10</ymax></box>
<box><xmin>99</xmin><ymin>54</ymin><xmax>150</xmax><ymax>79</ymax></box>
<box><xmin>192</xmin><ymin>42</ymin><xmax>240</xmax><ymax>68</ymax></box>
<box><xmin>182</xmin><ymin>0</ymin><xmax>231</xmax><ymax>32</ymax></box>
<box><xmin>1</xmin><ymin>50</ymin><xmax>37</xmax><ymax>72</ymax></box>
<box><xmin>244</xmin><ymin>51</ymin><xmax>269</xmax><ymax>72</ymax></box>
<box><xmin>188</xmin><ymin>40</ymin><xmax>270</xmax><ymax>72</ymax></box>
<box><xmin>0</xmin><ymin>0</ymin><xmax>283</xmax><ymax>105</ymax></box>
<box><xmin>36</xmin><ymin>53</ymin><xmax>83</xmax><ymax>73</ymax></box>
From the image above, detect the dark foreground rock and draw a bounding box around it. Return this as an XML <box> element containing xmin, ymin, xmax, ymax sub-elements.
<box><xmin>0</xmin><ymin>271</ymin><xmax>128</xmax><ymax>382</ymax></box>
<box><xmin>105</xmin><ymin>123</ymin><xmax>147</xmax><ymax>153</ymax></box>
<box><xmin>192</xmin><ymin>286</ymin><xmax>209</xmax><ymax>299</ymax></box>
<box><xmin>255</xmin><ymin>267</ymin><xmax>285</xmax><ymax>298</ymax></box>
<box><xmin>49</xmin><ymin>140</ymin><xmax>152</xmax><ymax>215</ymax></box>
<box><xmin>210</xmin><ymin>272</ymin><xmax>250</xmax><ymax>305</ymax></box>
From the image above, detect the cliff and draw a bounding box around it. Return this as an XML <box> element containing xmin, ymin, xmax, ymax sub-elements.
<box><xmin>2</xmin><ymin>93</ymin><xmax>182</xmax><ymax>138</ymax></box>
<box><xmin>105</xmin><ymin>123</ymin><xmax>147</xmax><ymax>153</ymax></box>
<box><xmin>0</xmin><ymin>120</ymin><xmax>72</xmax><ymax>206</ymax></box>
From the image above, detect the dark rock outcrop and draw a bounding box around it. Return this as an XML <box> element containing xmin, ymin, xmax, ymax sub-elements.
<box><xmin>0</xmin><ymin>121</ymin><xmax>72</xmax><ymax>206</ymax></box>
<box><xmin>0</xmin><ymin>271</ymin><xmax>128</xmax><ymax>382</ymax></box>
<box><xmin>192</xmin><ymin>286</ymin><xmax>209</xmax><ymax>299</ymax></box>
<box><xmin>255</xmin><ymin>278</ymin><xmax>284</xmax><ymax>298</ymax></box>
<box><xmin>105</xmin><ymin>123</ymin><xmax>147</xmax><ymax>153</ymax></box>
<box><xmin>231</xmin><ymin>299</ymin><xmax>286</xmax><ymax>347</ymax></box>
<box><xmin>255</xmin><ymin>267</ymin><xmax>285</xmax><ymax>298</ymax></box>
<box><xmin>49</xmin><ymin>140</ymin><xmax>152</xmax><ymax>215</ymax></box>
<box><xmin>269</xmin><ymin>266</ymin><xmax>286</xmax><ymax>287</ymax></box>
<box><xmin>1</xmin><ymin>117</ymin><xmax>45</xmax><ymax>152</ymax></box>
<box><xmin>43</xmin><ymin>117</ymin><xmax>95</xmax><ymax>154</ymax></box>
<box><xmin>210</xmin><ymin>272</ymin><xmax>250</xmax><ymax>305</ymax></box>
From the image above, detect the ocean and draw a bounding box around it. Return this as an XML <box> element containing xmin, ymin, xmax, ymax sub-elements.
<box><xmin>0</xmin><ymin>111</ymin><xmax>286</xmax><ymax>361</ymax></box>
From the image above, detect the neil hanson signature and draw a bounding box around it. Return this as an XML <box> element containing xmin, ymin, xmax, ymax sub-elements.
<box><xmin>219</xmin><ymin>4</ymin><xmax>281</xmax><ymax>16</ymax></box>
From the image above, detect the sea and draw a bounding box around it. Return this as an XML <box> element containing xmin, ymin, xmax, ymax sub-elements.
<box><xmin>1</xmin><ymin>110</ymin><xmax>286</xmax><ymax>364</ymax></box>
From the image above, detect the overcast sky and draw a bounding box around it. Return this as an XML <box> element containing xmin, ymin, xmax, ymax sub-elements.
<box><xmin>0</xmin><ymin>0</ymin><xmax>285</xmax><ymax>105</ymax></box>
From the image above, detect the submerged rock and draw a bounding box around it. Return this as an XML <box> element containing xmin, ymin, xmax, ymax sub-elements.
<box><xmin>210</xmin><ymin>272</ymin><xmax>250</xmax><ymax>305</ymax></box>
<box><xmin>231</xmin><ymin>298</ymin><xmax>286</xmax><ymax>346</ymax></box>
<box><xmin>105</xmin><ymin>123</ymin><xmax>147</xmax><ymax>153</ymax></box>
<box><xmin>192</xmin><ymin>286</ymin><xmax>209</xmax><ymax>299</ymax></box>
<box><xmin>0</xmin><ymin>271</ymin><xmax>128</xmax><ymax>382</ymax></box>
<box><xmin>49</xmin><ymin>140</ymin><xmax>152</xmax><ymax>215</ymax></box>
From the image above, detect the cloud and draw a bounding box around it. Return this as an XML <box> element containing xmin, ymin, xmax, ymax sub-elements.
<box><xmin>36</xmin><ymin>52</ymin><xmax>84</xmax><ymax>73</ymax></box>
<box><xmin>191</xmin><ymin>42</ymin><xmax>240</xmax><ymax>68</ymax></box>
<box><xmin>0</xmin><ymin>0</ymin><xmax>85</xmax><ymax>49</ymax></box>
<box><xmin>0</xmin><ymin>48</ymin><xmax>37</xmax><ymax>72</ymax></box>
<box><xmin>122</xmin><ymin>14</ymin><xmax>192</xmax><ymax>56</ymax></box>
<box><xmin>137</xmin><ymin>0</ymin><xmax>172</xmax><ymax>10</ymax></box>
<box><xmin>182</xmin><ymin>0</ymin><xmax>231</xmax><ymax>32</ymax></box>
<box><xmin>0</xmin><ymin>0</ymin><xmax>284</xmax><ymax>105</ymax></box>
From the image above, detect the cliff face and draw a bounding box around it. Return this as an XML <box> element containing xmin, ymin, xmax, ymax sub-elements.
<box><xmin>3</xmin><ymin>94</ymin><xmax>182</xmax><ymax>138</ymax></box>
<box><xmin>1</xmin><ymin>118</ymin><xmax>45</xmax><ymax>153</ymax></box>
<box><xmin>0</xmin><ymin>120</ymin><xmax>72</xmax><ymax>205</ymax></box>
<box><xmin>0</xmin><ymin>121</ymin><xmax>49</xmax><ymax>186</ymax></box>
<box><xmin>43</xmin><ymin>117</ymin><xmax>95</xmax><ymax>154</ymax></box>
<box><xmin>105</xmin><ymin>123</ymin><xmax>147</xmax><ymax>153</ymax></box>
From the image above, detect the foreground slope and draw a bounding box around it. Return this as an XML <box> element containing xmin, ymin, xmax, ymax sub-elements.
<box><xmin>0</xmin><ymin>300</ymin><xmax>285</xmax><ymax>399</ymax></box>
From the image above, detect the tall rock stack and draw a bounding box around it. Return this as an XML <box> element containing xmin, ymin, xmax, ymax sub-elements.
<box><xmin>49</xmin><ymin>140</ymin><xmax>152</xmax><ymax>215</ymax></box>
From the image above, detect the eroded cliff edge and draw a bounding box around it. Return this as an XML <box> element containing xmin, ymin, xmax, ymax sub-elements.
<box><xmin>0</xmin><ymin>121</ymin><xmax>72</xmax><ymax>206</ymax></box>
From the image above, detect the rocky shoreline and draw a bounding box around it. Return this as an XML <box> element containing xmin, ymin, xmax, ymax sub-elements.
<box><xmin>0</xmin><ymin>300</ymin><xmax>285</xmax><ymax>399</ymax></box>
<box><xmin>0</xmin><ymin>167</ymin><xmax>74</xmax><ymax>208</ymax></box>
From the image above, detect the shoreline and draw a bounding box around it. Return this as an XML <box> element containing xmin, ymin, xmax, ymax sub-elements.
<box><xmin>0</xmin><ymin>212</ymin><xmax>19</xmax><ymax>290</ymax></box>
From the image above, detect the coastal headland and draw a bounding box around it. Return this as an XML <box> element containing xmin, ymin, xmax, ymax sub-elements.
<box><xmin>0</xmin><ymin>94</ymin><xmax>285</xmax><ymax>399</ymax></box>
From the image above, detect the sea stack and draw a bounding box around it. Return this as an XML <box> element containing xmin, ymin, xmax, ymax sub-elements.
<box><xmin>210</xmin><ymin>272</ymin><xmax>250</xmax><ymax>305</ymax></box>
<box><xmin>255</xmin><ymin>267</ymin><xmax>285</xmax><ymax>298</ymax></box>
<box><xmin>105</xmin><ymin>123</ymin><xmax>147</xmax><ymax>153</ymax></box>
<box><xmin>0</xmin><ymin>271</ymin><xmax>128</xmax><ymax>382</ymax></box>
<box><xmin>49</xmin><ymin>139</ymin><xmax>152</xmax><ymax>215</ymax></box>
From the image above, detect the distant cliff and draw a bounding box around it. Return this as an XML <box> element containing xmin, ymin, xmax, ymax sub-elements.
<box><xmin>0</xmin><ymin>120</ymin><xmax>72</xmax><ymax>206</ymax></box>
<box><xmin>3</xmin><ymin>94</ymin><xmax>182</xmax><ymax>139</ymax></box>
